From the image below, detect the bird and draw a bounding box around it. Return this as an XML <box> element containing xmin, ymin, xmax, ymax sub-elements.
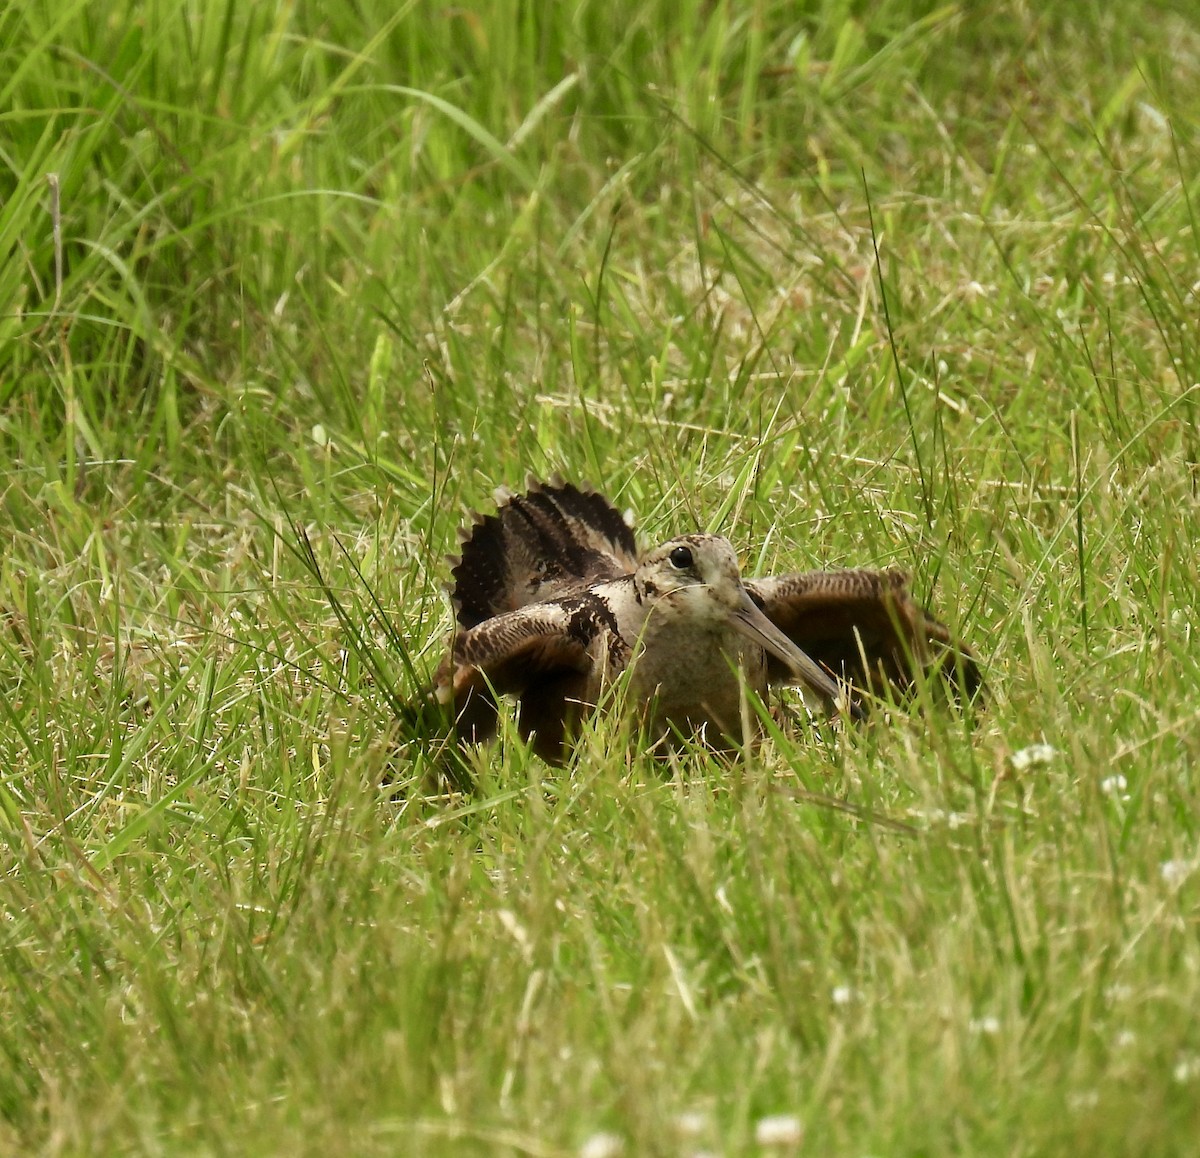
<box><xmin>422</xmin><ymin>479</ymin><xmax>981</xmax><ymax>765</ymax></box>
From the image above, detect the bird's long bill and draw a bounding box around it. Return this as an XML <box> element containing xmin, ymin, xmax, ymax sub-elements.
<box><xmin>730</xmin><ymin>592</ymin><xmax>864</xmax><ymax>721</ymax></box>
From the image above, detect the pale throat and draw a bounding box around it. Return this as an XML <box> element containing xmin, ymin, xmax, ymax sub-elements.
<box><xmin>627</xmin><ymin>588</ymin><xmax>770</xmax><ymax>702</ymax></box>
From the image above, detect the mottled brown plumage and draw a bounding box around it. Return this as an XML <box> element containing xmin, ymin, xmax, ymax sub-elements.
<box><xmin>426</xmin><ymin>480</ymin><xmax>980</xmax><ymax>763</ymax></box>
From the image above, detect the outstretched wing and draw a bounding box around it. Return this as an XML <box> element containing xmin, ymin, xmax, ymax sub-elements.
<box><xmin>434</xmin><ymin>595</ymin><xmax>616</xmax><ymax>764</ymax></box>
<box><xmin>450</xmin><ymin>478</ymin><xmax>638</xmax><ymax>629</ymax></box>
<box><xmin>745</xmin><ymin>569</ymin><xmax>982</xmax><ymax>701</ymax></box>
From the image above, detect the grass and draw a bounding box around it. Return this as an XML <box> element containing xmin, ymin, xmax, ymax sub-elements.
<box><xmin>2</xmin><ymin>0</ymin><xmax>1199</xmax><ymax>1152</ymax></box>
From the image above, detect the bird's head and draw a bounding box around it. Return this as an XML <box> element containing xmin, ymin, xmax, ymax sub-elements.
<box><xmin>634</xmin><ymin>533</ymin><xmax>851</xmax><ymax>712</ymax></box>
<box><xmin>634</xmin><ymin>534</ymin><xmax>746</xmax><ymax>611</ymax></box>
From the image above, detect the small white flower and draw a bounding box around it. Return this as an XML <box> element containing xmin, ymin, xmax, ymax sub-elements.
<box><xmin>579</xmin><ymin>1131</ymin><xmax>624</xmax><ymax>1158</ymax></box>
<box><xmin>1161</xmin><ymin>859</ymin><xmax>1191</xmax><ymax>889</ymax></box>
<box><xmin>674</xmin><ymin>1111</ymin><xmax>709</xmax><ymax>1138</ymax></box>
<box><xmin>1100</xmin><ymin>774</ymin><xmax>1128</xmax><ymax>796</ymax></box>
<box><xmin>969</xmin><ymin>1015</ymin><xmax>1001</xmax><ymax>1036</ymax></box>
<box><xmin>1011</xmin><ymin>743</ymin><xmax>1058</xmax><ymax>772</ymax></box>
<box><xmin>831</xmin><ymin>985</ymin><xmax>856</xmax><ymax>1006</ymax></box>
<box><xmin>1174</xmin><ymin>1053</ymin><xmax>1200</xmax><ymax>1083</ymax></box>
<box><xmin>1170</xmin><ymin>608</ymin><xmax>1191</xmax><ymax>639</ymax></box>
<box><xmin>755</xmin><ymin>1114</ymin><xmax>803</xmax><ymax>1146</ymax></box>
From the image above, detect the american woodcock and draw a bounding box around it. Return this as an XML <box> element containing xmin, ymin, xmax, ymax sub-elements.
<box><xmin>429</xmin><ymin>480</ymin><xmax>980</xmax><ymax>764</ymax></box>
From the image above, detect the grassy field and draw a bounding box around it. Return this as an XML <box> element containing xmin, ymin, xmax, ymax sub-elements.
<box><xmin>3</xmin><ymin>0</ymin><xmax>1200</xmax><ymax>1153</ymax></box>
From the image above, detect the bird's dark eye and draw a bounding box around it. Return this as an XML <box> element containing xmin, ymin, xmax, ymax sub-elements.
<box><xmin>668</xmin><ymin>545</ymin><xmax>693</xmax><ymax>570</ymax></box>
